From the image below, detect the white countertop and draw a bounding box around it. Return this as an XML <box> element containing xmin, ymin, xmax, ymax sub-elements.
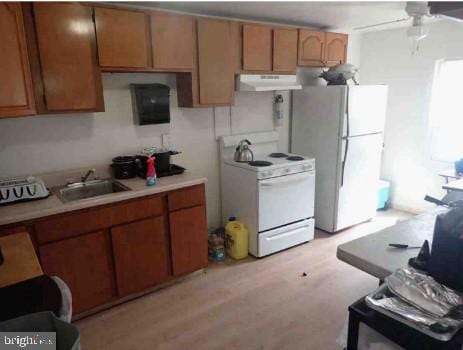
<box><xmin>0</xmin><ymin>170</ymin><xmax>207</xmax><ymax>227</ymax></box>
<box><xmin>336</xmin><ymin>208</ymin><xmax>446</xmax><ymax>280</ymax></box>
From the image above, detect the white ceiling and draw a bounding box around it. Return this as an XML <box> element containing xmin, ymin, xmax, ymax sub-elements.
<box><xmin>123</xmin><ymin>1</ymin><xmax>415</xmax><ymax>33</ymax></box>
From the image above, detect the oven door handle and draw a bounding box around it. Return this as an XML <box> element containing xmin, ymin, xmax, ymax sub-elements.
<box><xmin>260</xmin><ymin>173</ymin><xmax>313</xmax><ymax>187</ymax></box>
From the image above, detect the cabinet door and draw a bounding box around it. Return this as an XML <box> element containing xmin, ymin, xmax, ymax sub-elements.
<box><xmin>39</xmin><ymin>231</ymin><xmax>115</xmax><ymax>314</ymax></box>
<box><xmin>197</xmin><ymin>18</ymin><xmax>234</xmax><ymax>105</ymax></box>
<box><xmin>169</xmin><ymin>206</ymin><xmax>208</xmax><ymax>276</ymax></box>
<box><xmin>32</xmin><ymin>3</ymin><xmax>103</xmax><ymax>111</ymax></box>
<box><xmin>150</xmin><ymin>12</ymin><xmax>195</xmax><ymax>70</ymax></box>
<box><xmin>111</xmin><ymin>217</ymin><xmax>170</xmax><ymax>297</ymax></box>
<box><xmin>0</xmin><ymin>3</ymin><xmax>35</xmax><ymax>118</ymax></box>
<box><xmin>95</xmin><ymin>7</ymin><xmax>150</xmax><ymax>69</ymax></box>
<box><xmin>242</xmin><ymin>24</ymin><xmax>272</xmax><ymax>71</ymax></box>
<box><xmin>297</xmin><ymin>29</ymin><xmax>325</xmax><ymax>67</ymax></box>
<box><xmin>273</xmin><ymin>28</ymin><xmax>297</xmax><ymax>72</ymax></box>
<box><xmin>324</xmin><ymin>32</ymin><xmax>348</xmax><ymax>67</ymax></box>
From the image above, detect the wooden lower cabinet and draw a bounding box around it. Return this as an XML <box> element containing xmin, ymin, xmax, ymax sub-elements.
<box><xmin>111</xmin><ymin>216</ymin><xmax>171</xmax><ymax>296</ymax></box>
<box><xmin>169</xmin><ymin>205</ymin><xmax>208</xmax><ymax>276</ymax></box>
<box><xmin>39</xmin><ymin>230</ymin><xmax>115</xmax><ymax>314</ymax></box>
<box><xmin>25</xmin><ymin>185</ymin><xmax>208</xmax><ymax>316</ymax></box>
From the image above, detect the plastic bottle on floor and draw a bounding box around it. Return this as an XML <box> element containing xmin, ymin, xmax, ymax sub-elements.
<box><xmin>225</xmin><ymin>217</ymin><xmax>249</xmax><ymax>260</ymax></box>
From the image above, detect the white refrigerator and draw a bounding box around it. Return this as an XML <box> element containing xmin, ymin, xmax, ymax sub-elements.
<box><xmin>291</xmin><ymin>85</ymin><xmax>388</xmax><ymax>233</ymax></box>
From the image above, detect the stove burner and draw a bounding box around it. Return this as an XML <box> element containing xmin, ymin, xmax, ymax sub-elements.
<box><xmin>248</xmin><ymin>160</ymin><xmax>273</xmax><ymax>167</ymax></box>
<box><xmin>269</xmin><ymin>153</ymin><xmax>288</xmax><ymax>158</ymax></box>
<box><xmin>286</xmin><ymin>156</ymin><xmax>305</xmax><ymax>161</ymax></box>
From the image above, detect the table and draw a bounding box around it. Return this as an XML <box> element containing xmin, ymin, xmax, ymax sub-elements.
<box><xmin>347</xmin><ymin>296</ymin><xmax>463</xmax><ymax>350</ymax></box>
<box><xmin>439</xmin><ymin>169</ymin><xmax>463</xmax><ymax>184</ymax></box>
<box><xmin>336</xmin><ymin>208</ymin><xmax>445</xmax><ymax>280</ymax></box>
<box><xmin>443</xmin><ymin>178</ymin><xmax>463</xmax><ymax>192</ymax></box>
<box><xmin>0</xmin><ymin>232</ymin><xmax>43</xmax><ymax>288</ymax></box>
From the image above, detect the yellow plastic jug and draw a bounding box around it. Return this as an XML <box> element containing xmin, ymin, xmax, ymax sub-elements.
<box><xmin>225</xmin><ymin>217</ymin><xmax>249</xmax><ymax>260</ymax></box>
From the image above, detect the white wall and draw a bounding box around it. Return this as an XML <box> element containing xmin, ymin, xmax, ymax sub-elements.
<box><xmin>0</xmin><ymin>73</ymin><xmax>290</xmax><ymax>228</ymax></box>
<box><xmin>359</xmin><ymin>20</ymin><xmax>463</xmax><ymax>212</ymax></box>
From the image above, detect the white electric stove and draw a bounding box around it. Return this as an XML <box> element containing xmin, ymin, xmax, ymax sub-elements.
<box><xmin>220</xmin><ymin>132</ymin><xmax>315</xmax><ymax>257</ymax></box>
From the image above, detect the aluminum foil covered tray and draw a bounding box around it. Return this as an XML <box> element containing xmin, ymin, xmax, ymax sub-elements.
<box><xmin>365</xmin><ymin>268</ymin><xmax>463</xmax><ymax>341</ymax></box>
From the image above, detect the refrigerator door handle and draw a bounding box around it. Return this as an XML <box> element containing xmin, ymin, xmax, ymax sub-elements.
<box><xmin>341</xmin><ymin>137</ymin><xmax>349</xmax><ymax>187</ymax></box>
<box><xmin>340</xmin><ymin>87</ymin><xmax>350</xmax><ymax>187</ymax></box>
<box><xmin>345</xmin><ymin>87</ymin><xmax>350</xmax><ymax>138</ymax></box>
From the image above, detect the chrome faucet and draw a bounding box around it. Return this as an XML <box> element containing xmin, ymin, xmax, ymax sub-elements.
<box><xmin>81</xmin><ymin>168</ymin><xmax>97</xmax><ymax>183</ymax></box>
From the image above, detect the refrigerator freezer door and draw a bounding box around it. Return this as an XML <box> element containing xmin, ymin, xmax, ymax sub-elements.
<box><xmin>335</xmin><ymin>133</ymin><xmax>383</xmax><ymax>231</ymax></box>
<box><xmin>345</xmin><ymin>85</ymin><xmax>388</xmax><ymax>137</ymax></box>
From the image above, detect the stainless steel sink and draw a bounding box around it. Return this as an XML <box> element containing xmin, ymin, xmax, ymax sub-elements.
<box><xmin>55</xmin><ymin>179</ymin><xmax>130</xmax><ymax>203</ymax></box>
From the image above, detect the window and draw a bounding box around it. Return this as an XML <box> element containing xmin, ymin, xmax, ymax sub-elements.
<box><xmin>429</xmin><ymin>59</ymin><xmax>463</xmax><ymax>162</ymax></box>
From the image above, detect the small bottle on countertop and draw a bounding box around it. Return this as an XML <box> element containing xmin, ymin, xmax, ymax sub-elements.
<box><xmin>146</xmin><ymin>156</ymin><xmax>157</xmax><ymax>186</ymax></box>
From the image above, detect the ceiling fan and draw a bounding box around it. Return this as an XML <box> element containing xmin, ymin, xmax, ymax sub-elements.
<box><xmin>354</xmin><ymin>2</ymin><xmax>432</xmax><ymax>53</ymax></box>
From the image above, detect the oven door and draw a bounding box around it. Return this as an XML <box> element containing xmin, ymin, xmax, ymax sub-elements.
<box><xmin>258</xmin><ymin>170</ymin><xmax>315</xmax><ymax>232</ymax></box>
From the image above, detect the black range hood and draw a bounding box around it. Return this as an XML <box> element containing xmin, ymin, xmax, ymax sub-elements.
<box><xmin>429</xmin><ymin>2</ymin><xmax>463</xmax><ymax>21</ymax></box>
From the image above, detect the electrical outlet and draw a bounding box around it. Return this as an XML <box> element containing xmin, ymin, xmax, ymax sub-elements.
<box><xmin>162</xmin><ymin>134</ymin><xmax>171</xmax><ymax>148</ymax></box>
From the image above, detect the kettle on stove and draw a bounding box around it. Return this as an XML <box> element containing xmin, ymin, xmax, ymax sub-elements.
<box><xmin>234</xmin><ymin>139</ymin><xmax>254</xmax><ymax>163</ymax></box>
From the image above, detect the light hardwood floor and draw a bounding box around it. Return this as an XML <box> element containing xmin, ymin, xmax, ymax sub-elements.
<box><xmin>76</xmin><ymin>210</ymin><xmax>412</xmax><ymax>350</ymax></box>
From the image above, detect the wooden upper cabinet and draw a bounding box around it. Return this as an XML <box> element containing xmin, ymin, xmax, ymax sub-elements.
<box><xmin>150</xmin><ymin>12</ymin><xmax>195</xmax><ymax>70</ymax></box>
<box><xmin>111</xmin><ymin>217</ymin><xmax>171</xmax><ymax>297</ymax></box>
<box><xmin>197</xmin><ymin>18</ymin><xmax>234</xmax><ymax>105</ymax></box>
<box><xmin>324</xmin><ymin>32</ymin><xmax>348</xmax><ymax>67</ymax></box>
<box><xmin>242</xmin><ymin>24</ymin><xmax>272</xmax><ymax>71</ymax></box>
<box><xmin>0</xmin><ymin>3</ymin><xmax>35</xmax><ymax>118</ymax></box>
<box><xmin>95</xmin><ymin>7</ymin><xmax>150</xmax><ymax>69</ymax></box>
<box><xmin>32</xmin><ymin>3</ymin><xmax>103</xmax><ymax>112</ymax></box>
<box><xmin>298</xmin><ymin>29</ymin><xmax>325</xmax><ymax>67</ymax></box>
<box><xmin>273</xmin><ymin>28</ymin><xmax>298</xmax><ymax>72</ymax></box>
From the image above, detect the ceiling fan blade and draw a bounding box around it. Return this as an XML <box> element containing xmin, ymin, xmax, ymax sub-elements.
<box><xmin>354</xmin><ymin>17</ymin><xmax>410</xmax><ymax>30</ymax></box>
